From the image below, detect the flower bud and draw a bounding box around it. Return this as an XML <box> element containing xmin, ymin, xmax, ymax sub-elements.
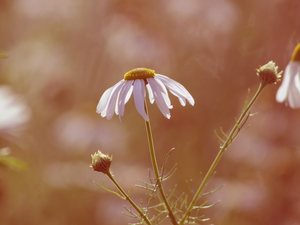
<box><xmin>256</xmin><ymin>61</ymin><xmax>282</xmax><ymax>87</ymax></box>
<box><xmin>90</xmin><ymin>150</ymin><xmax>112</xmax><ymax>175</ymax></box>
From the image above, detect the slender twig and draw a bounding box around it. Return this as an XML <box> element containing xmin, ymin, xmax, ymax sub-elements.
<box><xmin>179</xmin><ymin>83</ymin><xmax>265</xmax><ymax>224</ymax></box>
<box><xmin>144</xmin><ymin>101</ymin><xmax>178</xmax><ymax>225</ymax></box>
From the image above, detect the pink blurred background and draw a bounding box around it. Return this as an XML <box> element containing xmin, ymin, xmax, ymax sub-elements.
<box><xmin>1</xmin><ymin>0</ymin><xmax>300</xmax><ymax>224</ymax></box>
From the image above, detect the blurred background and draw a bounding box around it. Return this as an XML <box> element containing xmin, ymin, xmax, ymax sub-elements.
<box><xmin>1</xmin><ymin>0</ymin><xmax>300</xmax><ymax>224</ymax></box>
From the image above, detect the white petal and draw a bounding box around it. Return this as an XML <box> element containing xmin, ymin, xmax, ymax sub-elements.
<box><xmin>125</xmin><ymin>85</ymin><xmax>133</xmax><ymax>104</ymax></box>
<box><xmin>295</xmin><ymin>71</ymin><xmax>300</xmax><ymax>92</ymax></box>
<box><xmin>288</xmin><ymin>73</ymin><xmax>300</xmax><ymax>108</ymax></box>
<box><xmin>105</xmin><ymin>80</ymin><xmax>126</xmax><ymax>120</ymax></box>
<box><xmin>146</xmin><ymin>84</ymin><xmax>154</xmax><ymax>104</ymax></box>
<box><xmin>148</xmin><ymin>78</ymin><xmax>173</xmax><ymax>109</ymax></box>
<box><xmin>179</xmin><ymin>98</ymin><xmax>186</xmax><ymax>106</ymax></box>
<box><xmin>151</xmin><ymin>78</ymin><xmax>173</xmax><ymax>108</ymax></box>
<box><xmin>118</xmin><ymin>80</ymin><xmax>134</xmax><ymax>118</ymax></box>
<box><xmin>147</xmin><ymin>78</ymin><xmax>171</xmax><ymax>119</ymax></box>
<box><xmin>155</xmin><ymin>74</ymin><xmax>195</xmax><ymax>106</ymax></box>
<box><xmin>276</xmin><ymin>62</ymin><xmax>295</xmax><ymax>103</ymax></box>
<box><xmin>151</xmin><ymin>77</ymin><xmax>168</xmax><ymax>95</ymax></box>
<box><xmin>96</xmin><ymin>86</ymin><xmax>114</xmax><ymax>114</ymax></box>
<box><xmin>97</xmin><ymin>84</ymin><xmax>120</xmax><ymax>117</ymax></box>
<box><xmin>133</xmin><ymin>79</ymin><xmax>149</xmax><ymax>121</ymax></box>
<box><xmin>115</xmin><ymin>93</ymin><xmax>120</xmax><ymax>115</ymax></box>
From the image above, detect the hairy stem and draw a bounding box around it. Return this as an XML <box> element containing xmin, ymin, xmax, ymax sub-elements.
<box><xmin>179</xmin><ymin>82</ymin><xmax>265</xmax><ymax>225</ymax></box>
<box><xmin>144</xmin><ymin>101</ymin><xmax>178</xmax><ymax>225</ymax></box>
<box><xmin>106</xmin><ymin>172</ymin><xmax>152</xmax><ymax>225</ymax></box>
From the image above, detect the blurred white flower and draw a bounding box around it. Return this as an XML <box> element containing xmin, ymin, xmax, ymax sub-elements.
<box><xmin>0</xmin><ymin>85</ymin><xmax>31</xmax><ymax>136</ymax></box>
<box><xmin>96</xmin><ymin>68</ymin><xmax>194</xmax><ymax>121</ymax></box>
<box><xmin>276</xmin><ymin>43</ymin><xmax>300</xmax><ymax>108</ymax></box>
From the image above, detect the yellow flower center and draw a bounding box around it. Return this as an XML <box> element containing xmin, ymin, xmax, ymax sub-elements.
<box><xmin>291</xmin><ymin>43</ymin><xmax>300</xmax><ymax>62</ymax></box>
<box><xmin>124</xmin><ymin>68</ymin><xmax>155</xmax><ymax>80</ymax></box>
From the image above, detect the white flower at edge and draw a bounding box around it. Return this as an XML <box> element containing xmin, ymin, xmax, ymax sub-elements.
<box><xmin>96</xmin><ymin>68</ymin><xmax>195</xmax><ymax>121</ymax></box>
<box><xmin>276</xmin><ymin>43</ymin><xmax>300</xmax><ymax>108</ymax></box>
<box><xmin>0</xmin><ymin>85</ymin><xmax>31</xmax><ymax>136</ymax></box>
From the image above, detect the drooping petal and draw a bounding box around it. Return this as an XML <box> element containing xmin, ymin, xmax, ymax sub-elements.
<box><xmin>294</xmin><ymin>70</ymin><xmax>300</xmax><ymax>92</ymax></box>
<box><xmin>146</xmin><ymin>84</ymin><xmax>154</xmax><ymax>104</ymax></box>
<box><xmin>104</xmin><ymin>80</ymin><xmax>126</xmax><ymax>120</ymax></box>
<box><xmin>125</xmin><ymin>85</ymin><xmax>133</xmax><ymax>104</ymax></box>
<box><xmin>118</xmin><ymin>80</ymin><xmax>134</xmax><ymax>119</ymax></box>
<box><xmin>276</xmin><ymin>62</ymin><xmax>295</xmax><ymax>103</ymax></box>
<box><xmin>155</xmin><ymin>74</ymin><xmax>195</xmax><ymax>106</ymax></box>
<box><xmin>97</xmin><ymin>81</ymin><xmax>123</xmax><ymax>117</ymax></box>
<box><xmin>288</xmin><ymin>72</ymin><xmax>300</xmax><ymax>108</ymax></box>
<box><xmin>96</xmin><ymin>86</ymin><xmax>114</xmax><ymax>114</ymax></box>
<box><xmin>178</xmin><ymin>98</ymin><xmax>186</xmax><ymax>106</ymax></box>
<box><xmin>150</xmin><ymin>77</ymin><xmax>173</xmax><ymax>109</ymax></box>
<box><xmin>147</xmin><ymin>78</ymin><xmax>171</xmax><ymax>119</ymax></box>
<box><xmin>133</xmin><ymin>79</ymin><xmax>149</xmax><ymax>121</ymax></box>
<box><xmin>152</xmin><ymin>77</ymin><xmax>168</xmax><ymax>94</ymax></box>
<box><xmin>115</xmin><ymin>93</ymin><xmax>120</xmax><ymax>115</ymax></box>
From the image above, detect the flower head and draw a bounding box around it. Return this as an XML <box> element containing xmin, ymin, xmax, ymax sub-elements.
<box><xmin>256</xmin><ymin>61</ymin><xmax>282</xmax><ymax>87</ymax></box>
<box><xmin>90</xmin><ymin>150</ymin><xmax>112</xmax><ymax>174</ymax></box>
<box><xmin>276</xmin><ymin>43</ymin><xmax>300</xmax><ymax>108</ymax></box>
<box><xmin>96</xmin><ymin>68</ymin><xmax>194</xmax><ymax>121</ymax></box>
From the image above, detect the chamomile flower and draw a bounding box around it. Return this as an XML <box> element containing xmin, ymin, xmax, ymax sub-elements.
<box><xmin>276</xmin><ymin>43</ymin><xmax>300</xmax><ymax>108</ymax></box>
<box><xmin>96</xmin><ymin>68</ymin><xmax>194</xmax><ymax>121</ymax></box>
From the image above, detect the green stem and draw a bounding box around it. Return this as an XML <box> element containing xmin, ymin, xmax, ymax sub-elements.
<box><xmin>106</xmin><ymin>171</ymin><xmax>152</xmax><ymax>225</ymax></box>
<box><xmin>144</xmin><ymin>101</ymin><xmax>178</xmax><ymax>225</ymax></box>
<box><xmin>179</xmin><ymin>82</ymin><xmax>265</xmax><ymax>225</ymax></box>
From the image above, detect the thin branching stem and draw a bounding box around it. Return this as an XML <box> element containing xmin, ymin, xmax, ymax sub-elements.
<box><xmin>179</xmin><ymin>82</ymin><xmax>265</xmax><ymax>225</ymax></box>
<box><xmin>106</xmin><ymin>172</ymin><xmax>152</xmax><ymax>225</ymax></box>
<box><xmin>144</xmin><ymin>101</ymin><xmax>178</xmax><ymax>225</ymax></box>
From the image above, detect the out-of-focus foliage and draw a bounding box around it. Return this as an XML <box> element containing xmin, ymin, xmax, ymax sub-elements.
<box><xmin>1</xmin><ymin>0</ymin><xmax>300</xmax><ymax>224</ymax></box>
<box><xmin>0</xmin><ymin>147</ymin><xmax>27</xmax><ymax>171</ymax></box>
<box><xmin>0</xmin><ymin>51</ymin><xmax>8</xmax><ymax>59</ymax></box>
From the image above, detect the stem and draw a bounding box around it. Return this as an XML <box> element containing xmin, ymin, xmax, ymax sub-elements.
<box><xmin>144</xmin><ymin>101</ymin><xmax>178</xmax><ymax>225</ymax></box>
<box><xmin>106</xmin><ymin>172</ymin><xmax>152</xmax><ymax>225</ymax></box>
<box><xmin>179</xmin><ymin>83</ymin><xmax>265</xmax><ymax>225</ymax></box>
